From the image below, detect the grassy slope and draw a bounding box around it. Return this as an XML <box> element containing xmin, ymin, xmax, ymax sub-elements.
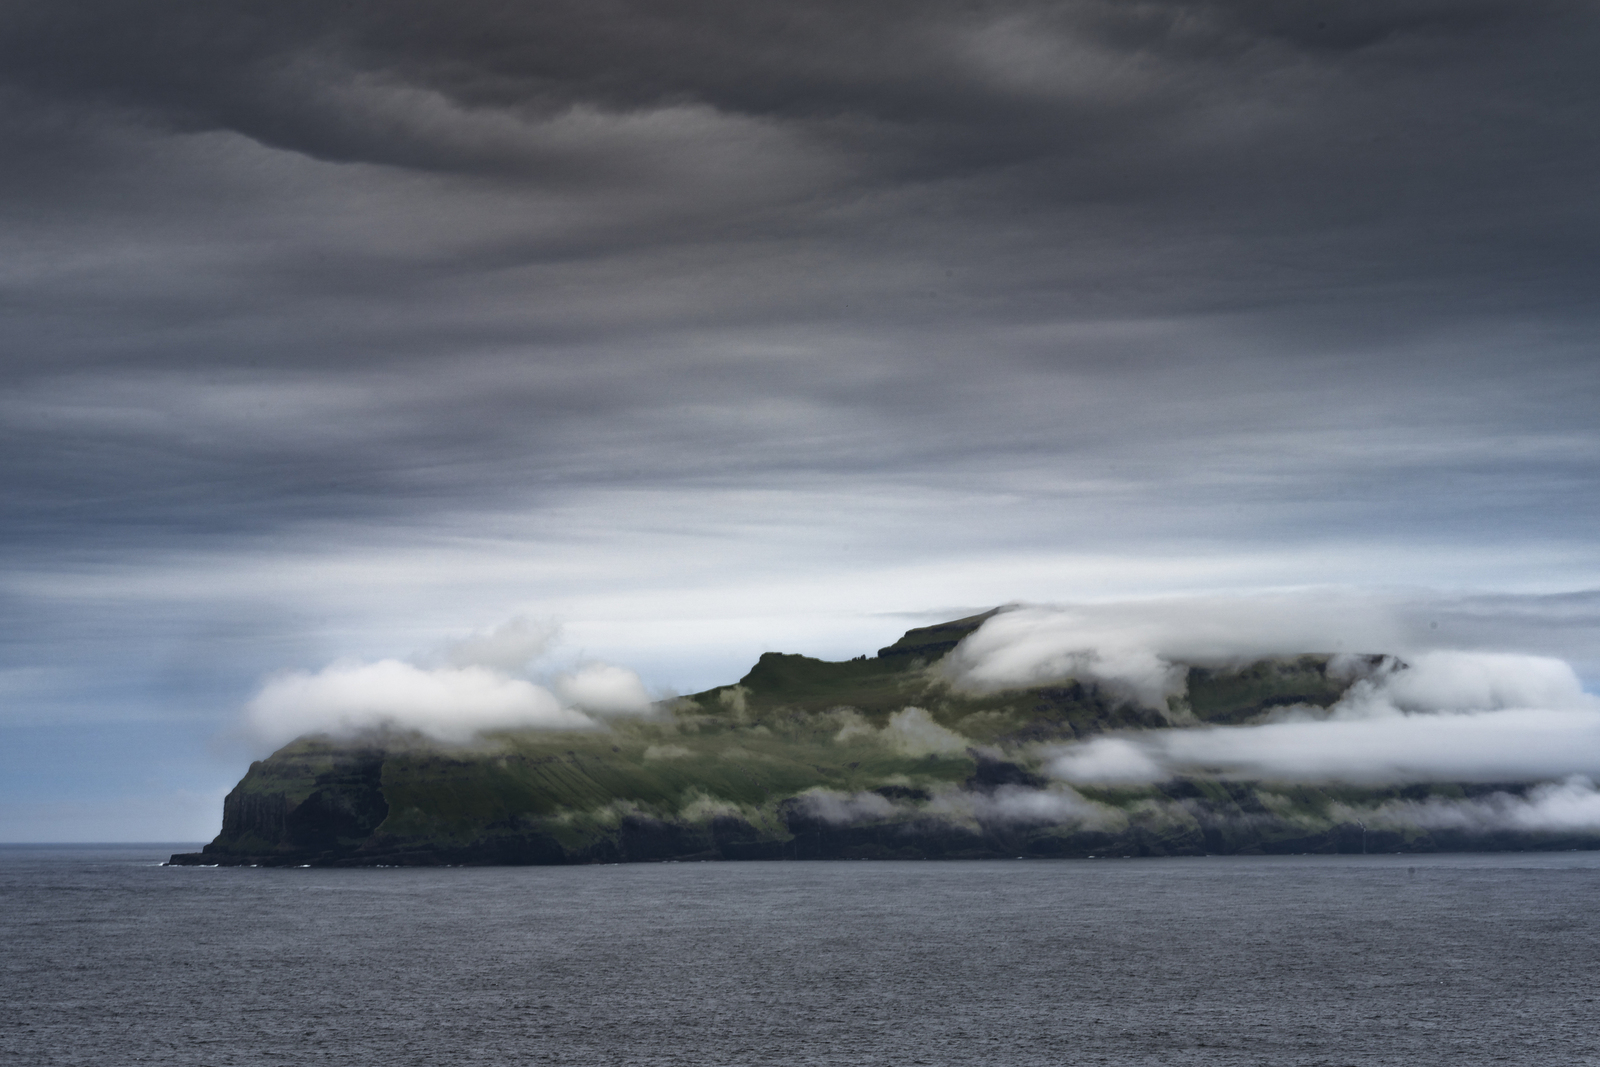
<box><xmin>1184</xmin><ymin>656</ymin><xmax>1353</xmax><ymax>724</ymax></box>
<box><xmin>373</xmin><ymin>721</ymin><xmax>977</xmax><ymax>851</ymax></box>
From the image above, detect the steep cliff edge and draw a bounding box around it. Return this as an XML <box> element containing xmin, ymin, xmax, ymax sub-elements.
<box><xmin>171</xmin><ymin>613</ymin><xmax>1600</xmax><ymax>866</ymax></box>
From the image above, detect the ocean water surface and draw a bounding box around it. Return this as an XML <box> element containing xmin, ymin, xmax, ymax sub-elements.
<box><xmin>4</xmin><ymin>846</ymin><xmax>1599</xmax><ymax>1065</ymax></box>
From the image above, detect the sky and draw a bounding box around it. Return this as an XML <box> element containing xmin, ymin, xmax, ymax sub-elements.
<box><xmin>3</xmin><ymin>0</ymin><xmax>1599</xmax><ymax>841</ymax></box>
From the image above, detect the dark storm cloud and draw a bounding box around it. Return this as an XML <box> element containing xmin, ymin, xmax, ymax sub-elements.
<box><xmin>6</xmin><ymin>0</ymin><xmax>1597</xmax><ymax>326</ymax></box>
<box><xmin>2</xmin><ymin>1</ymin><xmax>1598</xmax><ymax>612</ymax></box>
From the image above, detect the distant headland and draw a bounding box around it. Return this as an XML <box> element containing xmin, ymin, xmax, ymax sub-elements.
<box><xmin>170</xmin><ymin>611</ymin><xmax>1600</xmax><ymax>867</ymax></box>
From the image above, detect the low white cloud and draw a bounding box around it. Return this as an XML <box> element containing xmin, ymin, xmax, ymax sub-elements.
<box><xmin>884</xmin><ymin>706</ymin><xmax>970</xmax><ymax>755</ymax></box>
<box><xmin>795</xmin><ymin>788</ymin><xmax>898</xmax><ymax>825</ymax></box>
<box><xmin>946</xmin><ymin>598</ymin><xmax>1600</xmax><ymax>787</ymax></box>
<box><xmin>943</xmin><ymin>595</ymin><xmax>1406</xmax><ymax>704</ymax></box>
<box><xmin>554</xmin><ymin>661</ymin><xmax>655</xmax><ymax>716</ymax></box>
<box><xmin>1049</xmin><ymin>736</ymin><xmax>1168</xmax><ymax>784</ymax></box>
<box><xmin>678</xmin><ymin>791</ymin><xmax>744</xmax><ymax>821</ymax></box>
<box><xmin>922</xmin><ymin>782</ymin><xmax>1122</xmax><ymax>828</ymax></box>
<box><xmin>832</xmin><ymin>710</ymin><xmax>877</xmax><ymax>743</ymax></box>
<box><xmin>829</xmin><ymin>706</ymin><xmax>971</xmax><ymax>755</ymax></box>
<box><xmin>1049</xmin><ymin>707</ymin><xmax>1600</xmax><ymax>785</ymax></box>
<box><xmin>1351</xmin><ymin>777</ymin><xmax>1600</xmax><ymax>834</ymax></box>
<box><xmin>432</xmin><ymin>616</ymin><xmax>557</xmax><ymax>672</ymax></box>
<box><xmin>241</xmin><ymin>616</ymin><xmax>659</xmax><ymax>747</ymax></box>
<box><xmin>1044</xmin><ymin>650</ymin><xmax>1600</xmax><ymax>786</ymax></box>
<box><xmin>974</xmin><ymin>784</ymin><xmax>1113</xmax><ymax>825</ymax></box>
<box><xmin>1356</xmin><ymin>650</ymin><xmax>1589</xmax><ymax>715</ymax></box>
<box><xmin>244</xmin><ymin>658</ymin><xmax>596</xmax><ymax>747</ymax></box>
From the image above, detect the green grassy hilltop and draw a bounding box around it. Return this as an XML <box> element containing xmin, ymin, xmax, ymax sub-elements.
<box><xmin>171</xmin><ymin>612</ymin><xmax>1594</xmax><ymax>867</ymax></box>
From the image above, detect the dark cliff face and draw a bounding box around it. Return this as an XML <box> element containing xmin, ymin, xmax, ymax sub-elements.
<box><xmin>181</xmin><ymin>751</ymin><xmax>390</xmax><ymax>866</ymax></box>
<box><xmin>169</xmin><ymin>617</ymin><xmax>1598</xmax><ymax>868</ymax></box>
<box><xmin>171</xmin><ymin>780</ymin><xmax>1600</xmax><ymax>868</ymax></box>
<box><xmin>281</xmin><ymin>756</ymin><xmax>390</xmax><ymax>852</ymax></box>
<box><xmin>220</xmin><ymin>754</ymin><xmax>388</xmax><ymax>847</ymax></box>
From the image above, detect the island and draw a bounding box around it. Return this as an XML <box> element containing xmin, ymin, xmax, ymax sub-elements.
<box><xmin>170</xmin><ymin>611</ymin><xmax>1598</xmax><ymax>866</ymax></box>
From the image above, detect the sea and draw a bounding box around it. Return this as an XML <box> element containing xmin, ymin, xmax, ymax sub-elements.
<box><xmin>4</xmin><ymin>846</ymin><xmax>1598</xmax><ymax>1066</ymax></box>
